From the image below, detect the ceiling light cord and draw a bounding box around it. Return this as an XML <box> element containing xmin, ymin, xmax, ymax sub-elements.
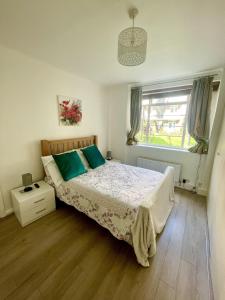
<box><xmin>131</xmin><ymin>15</ymin><xmax>135</xmax><ymax>46</ymax></box>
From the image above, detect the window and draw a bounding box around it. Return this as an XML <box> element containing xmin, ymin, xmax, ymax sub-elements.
<box><xmin>137</xmin><ymin>87</ymin><xmax>195</xmax><ymax>149</ymax></box>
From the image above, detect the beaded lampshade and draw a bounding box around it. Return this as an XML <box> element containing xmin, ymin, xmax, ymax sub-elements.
<box><xmin>118</xmin><ymin>8</ymin><xmax>147</xmax><ymax>66</ymax></box>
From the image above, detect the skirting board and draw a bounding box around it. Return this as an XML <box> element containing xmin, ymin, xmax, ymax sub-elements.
<box><xmin>186</xmin><ymin>181</ymin><xmax>208</xmax><ymax>196</ymax></box>
<box><xmin>0</xmin><ymin>188</ymin><xmax>14</xmax><ymax>218</ymax></box>
<box><xmin>176</xmin><ymin>182</ymin><xmax>195</xmax><ymax>192</ymax></box>
<box><xmin>5</xmin><ymin>208</ymin><xmax>14</xmax><ymax>215</ymax></box>
<box><xmin>176</xmin><ymin>183</ymin><xmax>208</xmax><ymax>196</ymax></box>
<box><xmin>197</xmin><ymin>188</ymin><xmax>208</xmax><ymax>196</ymax></box>
<box><xmin>0</xmin><ymin>207</ymin><xmax>13</xmax><ymax>218</ymax></box>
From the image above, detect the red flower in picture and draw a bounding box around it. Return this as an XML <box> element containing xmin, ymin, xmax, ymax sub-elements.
<box><xmin>58</xmin><ymin>96</ymin><xmax>82</xmax><ymax>126</ymax></box>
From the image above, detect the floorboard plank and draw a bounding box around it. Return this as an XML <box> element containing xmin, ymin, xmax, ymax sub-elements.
<box><xmin>160</xmin><ymin>193</ymin><xmax>188</xmax><ymax>288</ymax></box>
<box><xmin>175</xmin><ymin>259</ymin><xmax>196</xmax><ymax>300</ymax></box>
<box><xmin>155</xmin><ymin>280</ymin><xmax>176</xmax><ymax>300</ymax></box>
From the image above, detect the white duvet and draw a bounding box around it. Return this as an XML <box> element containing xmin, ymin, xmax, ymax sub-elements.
<box><xmin>47</xmin><ymin>161</ymin><xmax>175</xmax><ymax>267</ymax></box>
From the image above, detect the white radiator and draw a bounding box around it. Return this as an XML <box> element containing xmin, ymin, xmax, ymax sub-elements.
<box><xmin>137</xmin><ymin>157</ymin><xmax>181</xmax><ymax>185</ymax></box>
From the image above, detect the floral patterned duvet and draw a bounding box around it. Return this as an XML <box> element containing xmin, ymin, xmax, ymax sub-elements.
<box><xmin>46</xmin><ymin>161</ymin><xmax>174</xmax><ymax>266</ymax></box>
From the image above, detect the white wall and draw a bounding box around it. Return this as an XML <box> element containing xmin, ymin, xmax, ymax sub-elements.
<box><xmin>207</xmin><ymin>73</ymin><xmax>225</xmax><ymax>300</ymax></box>
<box><xmin>0</xmin><ymin>45</ymin><xmax>108</xmax><ymax>215</ymax></box>
<box><xmin>107</xmin><ymin>84</ymin><xmax>129</xmax><ymax>162</ymax></box>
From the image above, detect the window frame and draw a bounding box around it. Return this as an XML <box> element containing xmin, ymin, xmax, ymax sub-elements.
<box><xmin>138</xmin><ymin>90</ymin><xmax>192</xmax><ymax>150</ymax></box>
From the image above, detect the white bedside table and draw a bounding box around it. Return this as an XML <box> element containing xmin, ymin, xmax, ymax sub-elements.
<box><xmin>11</xmin><ymin>180</ymin><xmax>55</xmax><ymax>227</ymax></box>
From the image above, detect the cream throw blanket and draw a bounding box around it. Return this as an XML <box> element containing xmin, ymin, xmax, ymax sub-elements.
<box><xmin>131</xmin><ymin>167</ymin><xmax>175</xmax><ymax>267</ymax></box>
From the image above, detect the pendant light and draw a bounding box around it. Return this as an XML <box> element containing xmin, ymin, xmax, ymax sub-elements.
<box><xmin>118</xmin><ymin>8</ymin><xmax>147</xmax><ymax>66</ymax></box>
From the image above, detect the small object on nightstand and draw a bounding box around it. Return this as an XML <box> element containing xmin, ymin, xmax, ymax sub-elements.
<box><xmin>24</xmin><ymin>186</ymin><xmax>33</xmax><ymax>192</ymax></box>
<box><xmin>11</xmin><ymin>181</ymin><xmax>55</xmax><ymax>227</ymax></box>
<box><xmin>106</xmin><ymin>150</ymin><xmax>112</xmax><ymax>160</ymax></box>
<box><xmin>22</xmin><ymin>173</ymin><xmax>33</xmax><ymax>192</ymax></box>
<box><xmin>22</xmin><ymin>173</ymin><xmax>32</xmax><ymax>187</ymax></box>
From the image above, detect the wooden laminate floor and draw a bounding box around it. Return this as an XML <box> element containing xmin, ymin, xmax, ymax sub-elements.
<box><xmin>0</xmin><ymin>190</ymin><xmax>212</xmax><ymax>300</ymax></box>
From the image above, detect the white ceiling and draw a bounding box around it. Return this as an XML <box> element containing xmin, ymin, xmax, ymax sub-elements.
<box><xmin>0</xmin><ymin>0</ymin><xmax>225</xmax><ymax>85</ymax></box>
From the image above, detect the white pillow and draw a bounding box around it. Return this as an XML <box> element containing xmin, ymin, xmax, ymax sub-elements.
<box><xmin>41</xmin><ymin>155</ymin><xmax>64</xmax><ymax>187</ymax></box>
<box><xmin>76</xmin><ymin>149</ymin><xmax>90</xmax><ymax>169</ymax></box>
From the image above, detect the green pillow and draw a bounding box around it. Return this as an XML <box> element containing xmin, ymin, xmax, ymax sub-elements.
<box><xmin>53</xmin><ymin>151</ymin><xmax>87</xmax><ymax>181</ymax></box>
<box><xmin>81</xmin><ymin>145</ymin><xmax>105</xmax><ymax>169</ymax></box>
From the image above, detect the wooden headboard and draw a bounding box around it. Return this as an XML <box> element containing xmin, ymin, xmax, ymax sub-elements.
<box><xmin>41</xmin><ymin>135</ymin><xmax>98</xmax><ymax>156</ymax></box>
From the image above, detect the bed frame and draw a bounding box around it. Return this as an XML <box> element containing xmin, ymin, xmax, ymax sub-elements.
<box><xmin>41</xmin><ymin>135</ymin><xmax>98</xmax><ymax>156</ymax></box>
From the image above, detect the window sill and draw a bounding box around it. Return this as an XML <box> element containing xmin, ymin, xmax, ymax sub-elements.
<box><xmin>132</xmin><ymin>143</ymin><xmax>190</xmax><ymax>153</ymax></box>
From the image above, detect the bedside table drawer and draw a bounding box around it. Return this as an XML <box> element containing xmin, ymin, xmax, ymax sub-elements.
<box><xmin>21</xmin><ymin>201</ymin><xmax>55</xmax><ymax>225</ymax></box>
<box><xmin>20</xmin><ymin>190</ymin><xmax>54</xmax><ymax>212</ymax></box>
<box><xmin>30</xmin><ymin>197</ymin><xmax>55</xmax><ymax>212</ymax></box>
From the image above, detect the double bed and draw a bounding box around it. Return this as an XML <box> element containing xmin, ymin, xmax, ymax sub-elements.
<box><xmin>41</xmin><ymin>135</ymin><xmax>175</xmax><ymax>267</ymax></box>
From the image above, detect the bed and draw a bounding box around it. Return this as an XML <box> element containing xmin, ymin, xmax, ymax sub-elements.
<box><xmin>41</xmin><ymin>135</ymin><xmax>175</xmax><ymax>267</ymax></box>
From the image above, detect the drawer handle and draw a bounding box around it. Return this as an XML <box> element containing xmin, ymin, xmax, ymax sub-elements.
<box><xmin>35</xmin><ymin>208</ymin><xmax>46</xmax><ymax>214</ymax></box>
<box><xmin>34</xmin><ymin>198</ymin><xmax>45</xmax><ymax>204</ymax></box>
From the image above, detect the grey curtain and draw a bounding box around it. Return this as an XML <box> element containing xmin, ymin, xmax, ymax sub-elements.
<box><xmin>127</xmin><ymin>87</ymin><xmax>142</xmax><ymax>145</ymax></box>
<box><xmin>187</xmin><ymin>76</ymin><xmax>213</xmax><ymax>154</ymax></box>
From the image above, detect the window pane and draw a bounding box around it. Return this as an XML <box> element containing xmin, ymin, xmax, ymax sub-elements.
<box><xmin>183</xmin><ymin>130</ymin><xmax>196</xmax><ymax>149</ymax></box>
<box><xmin>150</xmin><ymin>103</ymin><xmax>187</xmax><ymax>119</ymax></box>
<box><xmin>151</xmin><ymin>95</ymin><xmax>188</xmax><ymax>105</ymax></box>
<box><xmin>142</xmin><ymin>99</ymin><xmax>149</xmax><ymax>105</ymax></box>
<box><xmin>149</xmin><ymin>125</ymin><xmax>185</xmax><ymax>138</ymax></box>
<box><xmin>138</xmin><ymin>93</ymin><xmax>194</xmax><ymax>149</ymax></box>
<box><xmin>137</xmin><ymin>134</ymin><xmax>183</xmax><ymax>148</ymax></box>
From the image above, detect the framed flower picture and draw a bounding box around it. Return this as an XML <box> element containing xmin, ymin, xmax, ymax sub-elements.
<box><xmin>57</xmin><ymin>95</ymin><xmax>82</xmax><ymax>126</ymax></box>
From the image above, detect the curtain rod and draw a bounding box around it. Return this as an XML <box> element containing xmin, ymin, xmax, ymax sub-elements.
<box><xmin>131</xmin><ymin>72</ymin><xmax>221</xmax><ymax>89</ymax></box>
